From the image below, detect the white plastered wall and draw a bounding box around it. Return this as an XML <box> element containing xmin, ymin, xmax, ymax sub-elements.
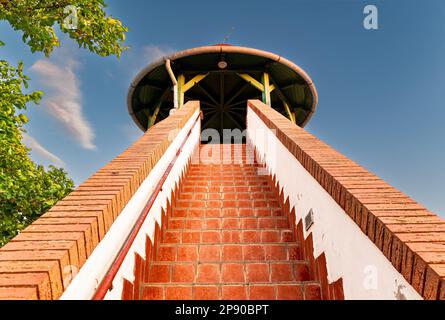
<box><xmin>246</xmin><ymin>107</ymin><xmax>421</xmax><ymax>300</ymax></box>
<box><xmin>61</xmin><ymin>110</ymin><xmax>201</xmax><ymax>300</ymax></box>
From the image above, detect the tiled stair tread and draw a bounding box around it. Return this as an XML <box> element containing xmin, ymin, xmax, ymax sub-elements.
<box><xmin>157</xmin><ymin>243</ymin><xmax>300</xmax><ymax>248</ymax></box>
<box><xmin>163</xmin><ymin>230</ymin><xmax>295</xmax><ymax>243</ymax></box>
<box><xmin>163</xmin><ymin>232</ymin><xmax>297</xmax><ymax>245</ymax></box>
<box><xmin>167</xmin><ymin>219</ymin><xmax>290</xmax><ymax>230</ymax></box>
<box><xmin>141</xmin><ymin>283</ymin><xmax>322</xmax><ymax>300</ymax></box>
<box><xmin>168</xmin><ymin>216</ymin><xmax>289</xmax><ymax>221</ymax></box>
<box><xmin>182</xmin><ymin>182</ymin><xmax>271</xmax><ymax>187</ymax></box>
<box><xmin>182</xmin><ymin>185</ymin><xmax>272</xmax><ymax>192</ymax></box>
<box><xmin>154</xmin><ymin>245</ymin><xmax>302</xmax><ymax>262</ymax></box>
<box><xmin>178</xmin><ymin>191</ymin><xmax>280</xmax><ymax>197</ymax></box>
<box><xmin>173</xmin><ymin>201</ymin><xmax>282</xmax><ymax>208</ymax></box>
<box><xmin>141</xmin><ymin>144</ymin><xmax>323</xmax><ymax>300</ymax></box>
<box><xmin>171</xmin><ymin>211</ymin><xmax>284</xmax><ymax>218</ymax></box>
<box><xmin>146</xmin><ymin>262</ymin><xmax>311</xmax><ymax>282</ymax></box>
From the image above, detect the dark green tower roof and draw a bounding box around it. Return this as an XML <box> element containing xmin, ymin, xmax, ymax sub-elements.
<box><xmin>127</xmin><ymin>45</ymin><xmax>318</xmax><ymax>132</ymax></box>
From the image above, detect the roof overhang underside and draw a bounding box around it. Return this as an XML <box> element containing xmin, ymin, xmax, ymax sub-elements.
<box><xmin>127</xmin><ymin>45</ymin><xmax>318</xmax><ymax>132</ymax></box>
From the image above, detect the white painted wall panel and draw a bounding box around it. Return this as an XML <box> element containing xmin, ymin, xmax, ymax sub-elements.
<box><xmin>61</xmin><ymin>110</ymin><xmax>201</xmax><ymax>300</ymax></box>
<box><xmin>247</xmin><ymin>107</ymin><xmax>421</xmax><ymax>300</ymax></box>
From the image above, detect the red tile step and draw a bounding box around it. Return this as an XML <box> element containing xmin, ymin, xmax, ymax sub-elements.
<box><xmin>154</xmin><ymin>243</ymin><xmax>302</xmax><ymax>262</ymax></box>
<box><xmin>139</xmin><ymin>144</ymin><xmax>324</xmax><ymax>300</ymax></box>
<box><xmin>167</xmin><ymin>217</ymin><xmax>290</xmax><ymax>230</ymax></box>
<box><xmin>141</xmin><ymin>283</ymin><xmax>321</xmax><ymax>300</ymax></box>
<box><xmin>163</xmin><ymin>229</ymin><xmax>295</xmax><ymax>244</ymax></box>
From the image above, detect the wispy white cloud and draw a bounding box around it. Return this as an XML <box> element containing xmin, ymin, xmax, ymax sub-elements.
<box><xmin>22</xmin><ymin>133</ymin><xmax>64</xmax><ymax>167</ymax></box>
<box><xmin>30</xmin><ymin>54</ymin><xmax>96</xmax><ymax>150</ymax></box>
<box><xmin>121</xmin><ymin>123</ymin><xmax>143</xmax><ymax>142</ymax></box>
<box><xmin>118</xmin><ymin>44</ymin><xmax>175</xmax><ymax>81</ymax></box>
<box><xmin>141</xmin><ymin>45</ymin><xmax>174</xmax><ymax>63</ymax></box>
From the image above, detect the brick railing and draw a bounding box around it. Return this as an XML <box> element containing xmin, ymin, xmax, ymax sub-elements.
<box><xmin>248</xmin><ymin>99</ymin><xmax>445</xmax><ymax>300</ymax></box>
<box><xmin>0</xmin><ymin>101</ymin><xmax>200</xmax><ymax>300</ymax></box>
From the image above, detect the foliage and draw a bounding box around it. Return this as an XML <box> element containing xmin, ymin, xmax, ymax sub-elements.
<box><xmin>0</xmin><ymin>0</ymin><xmax>128</xmax><ymax>57</ymax></box>
<box><xmin>0</xmin><ymin>57</ymin><xmax>74</xmax><ymax>246</ymax></box>
<box><xmin>0</xmin><ymin>0</ymin><xmax>127</xmax><ymax>246</ymax></box>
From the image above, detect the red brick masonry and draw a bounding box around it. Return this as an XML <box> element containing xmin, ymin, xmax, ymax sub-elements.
<box><xmin>0</xmin><ymin>97</ymin><xmax>442</xmax><ymax>300</ymax></box>
<box><xmin>248</xmin><ymin>99</ymin><xmax>445</xmax><ymax>300</ymax></box>
<box><xmin>0</xmin><ymin>102</ymin><xmax>200</xmax><ymax>299</ymax></box>
<box><xmin>125</xmin><ymin>145</ymin><xmax>343</xmax><ymax>300</ymax></box>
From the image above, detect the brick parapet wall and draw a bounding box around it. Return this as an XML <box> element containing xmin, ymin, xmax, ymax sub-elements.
<box><xmin>0</xmin><ymin>101</ymin><xmax>200</xmax><ymax>300</ymax></box>
<box><xmin>248</xmin><ymin>99</ymin><xmax>445</xmax><ymax>300</ymax></box>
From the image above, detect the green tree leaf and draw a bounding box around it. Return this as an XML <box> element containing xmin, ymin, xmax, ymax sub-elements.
<box><xmin>0</xmin><ymin>0</ymin><xmax>128</xmax><ymax>57</ymax></box>
<box><xmin>0</xmin><ymin>0</ymin><xmax>127</xmax><ymax>247</ymax></box>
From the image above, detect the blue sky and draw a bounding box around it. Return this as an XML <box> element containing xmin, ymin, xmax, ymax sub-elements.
<box><xmin>1</xmin><ymin>0</ymin><xmax>444</xmax><ymax>217</ymax></box>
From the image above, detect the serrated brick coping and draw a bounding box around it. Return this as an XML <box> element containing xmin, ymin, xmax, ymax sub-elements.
<box><xmin>0</xmin><ymin>101</ymin><xmax>200</xmax><ymax>300</ymax></box>
<box><xmin>248</xmin><ymin>99</ymin><xmax>445</xmax><ymax>300</ymax></box>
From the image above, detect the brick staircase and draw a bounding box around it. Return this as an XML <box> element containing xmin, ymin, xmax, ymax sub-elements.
<box><xmin>139</xmin><ymin>144</ymin><xmax>330</xmax><ymax>300</ymax></box>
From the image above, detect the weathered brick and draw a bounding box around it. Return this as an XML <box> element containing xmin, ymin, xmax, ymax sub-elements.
<box><xmin>0</xmin><ymin>287</ymin><xmax>38</xmax><ymax>300</ymax></box>
<box><xmin>0</xmin><ymin>260</ymin><xmax>63</xmax><ymax>299</ymax></box>
<box><xmin>0</xmin><ymin>101</ymin><xmax>200</xmax><ymax>300</ymax></box>
<box><xmin>0</xmin><ymin>273</ymin><xmax>51</xmax><ymax>299</ymax></box>
<box><xmin>1</xmin><ymin>240</ymin><xmax>80</xmax><ymax>270</ymax></box>
<box><xmin>248</xmin><ymin>99</ymin><xmax>445</xmax><ymax>300</ymax></box>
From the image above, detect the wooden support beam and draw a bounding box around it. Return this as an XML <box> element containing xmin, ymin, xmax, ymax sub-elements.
<box><xmin>283</xmin><ymin>101</ymin><xmax>296</xmax><ymax>123</ymax></box>
<box><xmin>236</xmin><ymin>72</ymin><xmax>274</xmax><ymax>106</ymax></box>
<box><xmin>177</xmin><ymin>74</ymin><xmax>185</xmax><ymax>108</ymax></box>
<box><xmin>196</xmin><ymin>83</ymin><xmax>219</xmax><ymax>106</ymax></box>
<box><xmin>225</xmin><ymin>83</ymin><xmax>250</xmax><ymax>107</ymax></box>
<box><xmin>220</xmin><ymin>73</ymin><xmax>224</xmax><ymax>133</ymax></box>
<box><xmin>182</xmin><ymin>73</ymin><xmax>209</xmax><ymax>93</ymax></box>
<box><xmin>181</xmin><ymin>68</ymin><xmax>264</xmax><ymax>74</ymax></box>
<box><xmin>202</xmin><ymin>112</ymin><xmax>220</xmax><ymax>130</ymax></box>
<box><xmin>148</xmin><ymin>101</ymin><xmax>162</xmax><ymax>128</ymax></box>
<box><xmin>269</xmin><ymin>75</ymin><xmax>296</xmax><ymax>123</ymax></box>
<box><xmin>237</xmin><ymin>73</ymin><xmax>264</xmax><ymax>92</ymax></box>
<box><xmin>294</xmin><ymin>108</ymin><xmax>306</xmax><ymax>124</ymax></box>
<box><xmin>262</xmin><ymin>72</ymin><xmax>271</xmax><ymax>105</ymax></box>
<box><xmin>226</xmin><ymin>112</ymin><xmax>244</xmax><ymax>131</ymax></box>
<box><xmin>148</xmin><ymin>90</ymin><xmax>169</xmax><ymax>128</ymax></box>
<box><xmin>226</xmin><ymin>100</ymin><xmax>249</xmax><ymax>109</ymax></box>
